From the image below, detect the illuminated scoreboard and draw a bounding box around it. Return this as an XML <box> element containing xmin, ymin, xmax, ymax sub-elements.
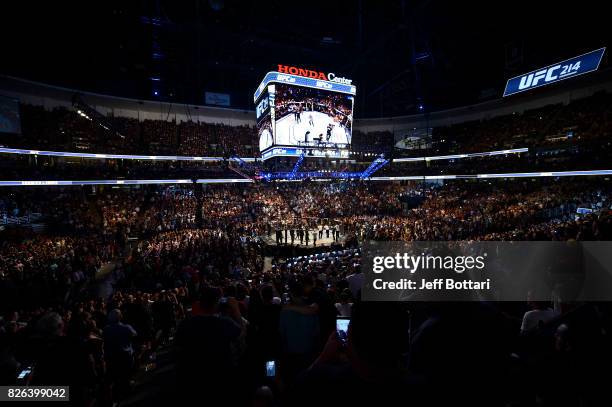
<box><xmin>254</xmin><ymin>65</ymin><xmax>356</xmax><ymax>160</ymax></box>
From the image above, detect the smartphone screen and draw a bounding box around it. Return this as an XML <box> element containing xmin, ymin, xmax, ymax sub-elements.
<box><xmin>17</xmin><ymin>369</ymin><xmax>31</xmax><ymax>379</ymax></box>
<box><xmin>265</xmin><ymin>360</ymin><xmax>276</xmax><ymax>377</ymax></box>
<box><xmin>336</xmin><ymin>317</ymin><xmax>350</xmax><ymax>344</ymax></box>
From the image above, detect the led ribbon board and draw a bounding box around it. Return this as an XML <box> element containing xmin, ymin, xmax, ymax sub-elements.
<box><xmin>253</xmin><ymin>72</ymin><xmax>356</xmax><ymax>103</ymax></box>
<box><xmin>2</xmin><ymin>170</ymin><xmax>612</xmax><ymax>186</ymax></box>
<box><xmin>261</xmin><ymin>147</ymin><xmax>350</xmax><ymax>160</ymax></box>
<box><xmin>503</xmin><ymin>48</ymin><xmax>605</xmax><ymax>97</ymax></box>
<box><xmin>393</xmin><ymin>148</ymin><xmax>528</xmax><ymax>163</ymax></box>
<box><xmin>0</xmin><ymin>179</ymin><xmax>254</xmax><ymax>186</ymax></box>
<box><xmin>0</xmin><ymin>179</ymin><xmax>193</xmax><ymax>186</ymax></box>
<box><xmin>369</xmin><ymin>169</ymin><xmax>612</xmax><ymax>181</ymax></box>
<box><xmin>0</xmin><ymin>147</ymin><xmax>257</xmax><ymax>162</ymax></box>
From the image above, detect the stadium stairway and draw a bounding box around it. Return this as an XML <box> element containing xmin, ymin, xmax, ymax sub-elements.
<box><xmin>116</xmin><ymin>343</ymin><xmax>177</xmax><ymax>407</ymax></box>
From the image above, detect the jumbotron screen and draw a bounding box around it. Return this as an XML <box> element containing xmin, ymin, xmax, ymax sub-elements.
<box><xmin>254</xmin><ymin>66</ymin><xmax>356</xmax><ymax>159</ymax></box>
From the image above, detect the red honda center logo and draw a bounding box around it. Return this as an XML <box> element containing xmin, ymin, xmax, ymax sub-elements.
<box><xmin>276</xmin><ymin>64</ymin><xmax>353</xmax><ymax>85</ymax></box>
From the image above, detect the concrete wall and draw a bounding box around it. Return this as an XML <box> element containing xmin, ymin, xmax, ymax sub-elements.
<box><xmin>0</xmin><ymin>76</ymin><xmax>255</xmax><ymax>127</ymax></box>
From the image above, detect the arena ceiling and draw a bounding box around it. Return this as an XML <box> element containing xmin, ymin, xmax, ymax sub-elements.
<box><xmin>1</xmin><ymin>0</ymin><xmax>609</xmax><ymax>117</ymax></box>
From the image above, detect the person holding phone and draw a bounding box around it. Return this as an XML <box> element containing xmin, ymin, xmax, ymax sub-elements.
<box><xmin>174</xmin><ymin>286</ymin><xmax>244</xmax><ymax>405</ymax></box>
<box><xmin>335</xmin><ymin>288</ymin><xmax>353</xmax><ymax>317</ymax></box>
<box><xmin>253</xmin><ymin>285</ymin><xmax>281</xmax><ymax>363</ymax></box>
<box><xmin>279</xmin><ymin>280</ymin><xmax>320</xmax><ymax>383</ymax></box>
<box><xmin>288</xmin><ymin>303</ymin><xmax>416</xmax><ymax>407</ymax></box>
<box><xmin>283</xmin><ymin>274</ymin><xmax>337</xmax><ymax>348</ymax></box>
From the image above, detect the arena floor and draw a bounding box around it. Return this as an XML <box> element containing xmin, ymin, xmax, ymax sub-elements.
<box><xmin>260</xmin><ymin>233</ymin><xmax>344</xmax><ymax>248</ymax></box>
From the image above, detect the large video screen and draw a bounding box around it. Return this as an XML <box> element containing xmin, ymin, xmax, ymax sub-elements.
<box><xmin>270</xmin><ymin>83</ymin><xmax>353</xmax><ymax>150</ymax></box>
<box><xmin>256</xmin><ymin>89</ymin><xmax>274</xmax><ymax>152</ymax></box>
<box><xmin>258</xmin><ymin>113</ymin><xmax>273</xmax><ymax>152</ymax></box>
<box><xmin>0</xmin><ymin>95</ymin><xmax>21</xmax><ymax>134</ymax></box>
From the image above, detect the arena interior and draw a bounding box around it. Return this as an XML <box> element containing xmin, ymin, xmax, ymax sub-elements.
<box><xmin>1</xmin><ymin>1</ymin><xmax>612</xmax><ymax>406</ymax></box>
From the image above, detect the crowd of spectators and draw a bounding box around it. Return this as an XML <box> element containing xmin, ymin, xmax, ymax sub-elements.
<box><xmin>1</xmin><ymin>91</ymin><xmax>612</xmax><ymax>406</ymax></box>
<box><xmin>337</xmin><ymin>180</ymin><xmax>612</xmax><ymax>241</ymax></box>
<box><xmin>397</xmin><ymin>91</ymin><xmax>612</xmax><ymax>157</ymax></box>
<box><xmin>280</xmin><ymin>182</ymin><xmax>403</xmax><ymax>218</ymax></box>
<box><xmin>177</xmin><ymin>121</ymin><xmax>255</xmax><ymax>157</ymax></box>
<box><xmin>3</xmin><ymin>91</ymin><xmax>611</xmax><ymax>186</ymax></box>
<box><xmin>5</xmin><ymin>104</ymin><xmax>256</xmax><ymax>157</ymax></box>
<box><xmin>5</xmin><ymin>91</ymin><xmax>611</xmax><ymax>161</ymax></box>
<box><xmin>0</xmin><ymin>287</ymin><xmax>188</xmax><ymax>405</ymax></box>
<box><xmin>0</xmin><ymin>180</ymin><xmax>611</xmax><ymax>405</ymax></box>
